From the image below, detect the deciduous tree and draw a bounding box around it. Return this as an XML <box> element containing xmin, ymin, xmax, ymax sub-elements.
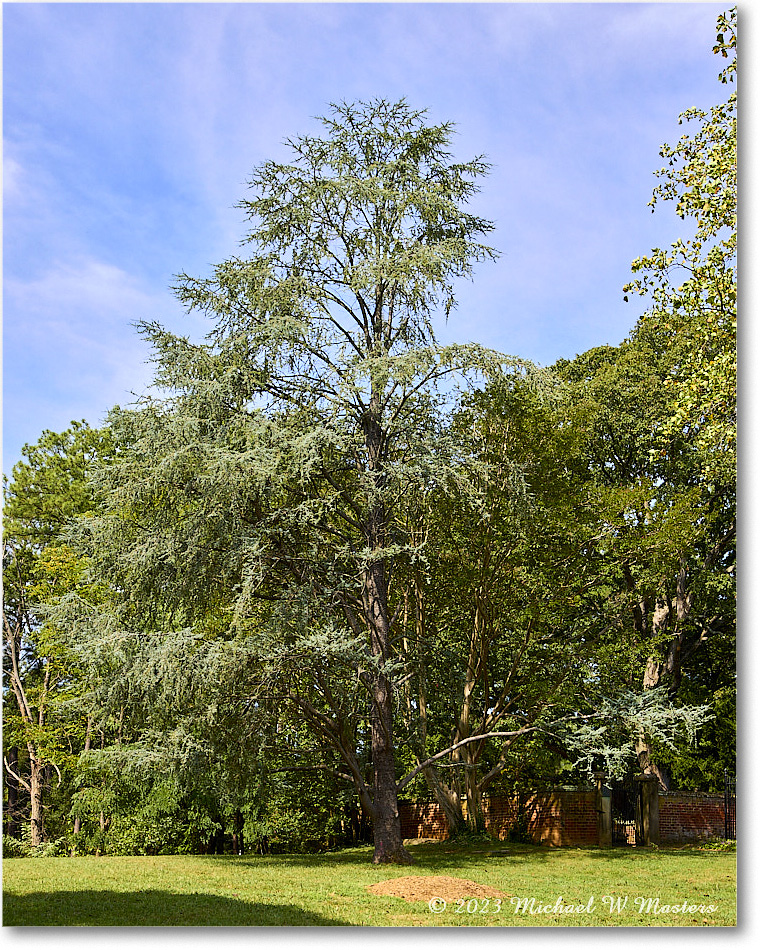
<box><xmin>624</xmin><ymin>7</ymin><xmax>736</xmax><ymax>483</ymax></box>
<box><xmin>3</xmin><ymin>422</ymin><xmax>111</xmax><ymax>845</ymax></box>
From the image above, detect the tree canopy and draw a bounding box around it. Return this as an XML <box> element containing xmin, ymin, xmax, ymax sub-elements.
<box><xmin>624</xmin><ymin>8</ymin><xmax>736</xmax><ymax>484</ymax></box>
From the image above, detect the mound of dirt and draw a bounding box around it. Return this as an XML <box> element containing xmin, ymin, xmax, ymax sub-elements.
<box><xmin>367</xmin><ymin>875</ymin><xmax>510</xmax><ymax>903</ymax></box>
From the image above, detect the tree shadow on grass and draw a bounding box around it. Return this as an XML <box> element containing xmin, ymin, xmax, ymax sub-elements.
<box><xmin>200</xmin><ymin>843</ymin><xmax>555</xmax><ymax>881</ymax></box>
<box><xmin>240</xmin><ymin>841</ymin><xmax>554</xmax><ymax>871</ymax></box>
<box><xmin>585</xmin><ymin>846</ymin><xmax>735</xmax><ymax>860</ymax></box>
<box><xmin>401</xmin><ymin>844</ymin><xmax>553</xmax><ymax>872</ymax></box>
<box><xmin>3</xmin><ymin>890</ymin><xmax>351</xmax><ymax>927</ymax></box>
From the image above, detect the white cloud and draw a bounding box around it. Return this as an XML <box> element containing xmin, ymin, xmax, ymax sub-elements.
<box><xmin>2</xmin><ymin>155</ymin><xmax>25</xmax><ymax>202</ymax></box>
<box><xmin>3</xmin><ymin>256</ymin><xmax>195</xmax><ymax>465</ymax></box>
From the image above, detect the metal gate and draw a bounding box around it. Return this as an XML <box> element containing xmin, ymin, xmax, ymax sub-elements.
<box><xmin>724</xmin><ymin>771</ymin><xmax>736</xmax><ymax>840</ymax></box>
<box><xmin>611</xmin><ymin>778</ymin><xmax>641</xmax><ymax>846</ymax></box>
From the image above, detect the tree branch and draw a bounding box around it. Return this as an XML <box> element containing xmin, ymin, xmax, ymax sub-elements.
<box><xmin>3</xmin><ymin>756</ymin><xmax>31</xmax><ymax>793</ymax></box>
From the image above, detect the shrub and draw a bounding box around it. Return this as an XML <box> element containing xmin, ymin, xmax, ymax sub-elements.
<box><xmin>37</xmin><ymin>836</ymin><xmax>71</xmax><ymax>857</ymax></box>
<box><xmin>3</xmin><ymin>835</ymin><xmax>30</xmax><ymax>858</ymax></box>
<box><xmin>2</xmin><ymin>835</ymin><xmax>72</xmax><ymax>858</ymax></box>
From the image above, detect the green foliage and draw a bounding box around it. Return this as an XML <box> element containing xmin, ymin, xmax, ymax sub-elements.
<box><xmin>62</xmin><ymin>97</ymin><xmax>517</xmax><ymax>862</ymax></box>
<box><xmin>560</xmin><ymin>21</ymin><xmax>740</xmax><ymax>783</ymax></box>
<box><xmin>624</xmin><ymin>8</ymin><xmax>736</xmax><ymax>484</ymax></box>
<box><xmin>699</xmin><ymin>837</ymin><xmax>735</xmax><ymax>853</ymax></box>
<box><xmin>2</xmin><ymin>833</ymin><xmax>71</xmax><ymax>859</ymax></box>
<box><xmin>562</xmin><ymin>687</ymin><xmax>712</xmax><ymax>780</ymax></box>
<box><xmin>246</xmin><ymin>809</ymin><xmax>306</xmax><ymax>854</ymax></box>
<box><xmin>3</xmin><ymin>834</ymin><xmax>30</xmax><ymax>858</ymax></box>
<box><xmin>3</xmin><ymin>421</ymin><xmax>115</xmax><ymax>845</ymax></box>
<box><xmin>391</xmin><ymin>369</ymin><xmax>619</xmax><ymax>817</ymax></box>
<box><xmin>554</xmin><ymin>317</ymin><xmax>734</xmax><ymax>792</ymax></box>
<box><xmin>72</xmin><ymin>814</ymin><xmax>186</xmax><ymax>858</ymax></box>
<box><xmin>644</xmin><ymin>643</ymin><xmax>736</xmax><ymax>791</ymax></box>
<box><xmin>3</xmin><ymin>421</ymin><xmax>112</xmax><ymax>544</ymax></box>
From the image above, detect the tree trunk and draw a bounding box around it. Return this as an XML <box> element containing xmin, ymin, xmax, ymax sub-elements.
<box><xmin>28</xmin><ymin>748</ymin><xmax>46</xmax><ymax>847</ymax></box>
<box><xmin>365</xmin><ymin>557</ymin><xmax>412</xmax><ymax>864</ymax></box>
<box><xmin>444</xmin><ymin>588</ymin><xmax>491</xmax><ymax>835</ymax></box>
<box><xmin>464</xmin><ymin>761</ymin><xmax>487</xmax><ymax>833</ymax></box>
<box><xmin>73</xmin><ymin>718</ymin><xmax>93</xmax><ymax>838</ymax></box>
<box><xmin>421</xmin><ymin>766</ymin><xmax>468</xmax><ymax>837</ymax></box>
<box><xmin>232</xmin><ymin>809</ymin><xmax>244</xmax><ymax>855</ymax></box>
<box><xmin>369</xmin><ymin>664</ymin><xmax>411</xmax><ymax>863</ymax></box>
<box><xmin>214</xmin><ymin>828</ymin><xmax>225</xmax><ymax>854</ymax></box>
<box><xmin>635</xmin><ymin>601</ymin><xmax>675</xmax><ymax>790</ymax></box>
<box><xmin>362</xmin><ymin>400</ymin><xmax>412</xmax><ymax>865</ymax></box>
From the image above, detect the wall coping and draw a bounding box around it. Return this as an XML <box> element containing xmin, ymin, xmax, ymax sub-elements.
<box><xmin>659</xmin><ymin>791</ymin><xmax>724</xmax><ymax>800</ymax></box>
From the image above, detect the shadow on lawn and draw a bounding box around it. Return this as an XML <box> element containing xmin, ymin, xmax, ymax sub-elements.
<box><xmin>3</xmin><ymin>890</ymin><xmax>350</xmax><ymax>927</ymax></box>
<box><xmin>226</xmin><ymin>841</ymin><xmax>554</xmax><ymax>872</ymax></box>
<box><xmin>585</xmin><ymin>846</ymin><xmax>733</xmax><ymax>860</ymax></box>
<box><xmin>403</xmin><ymin>843</ymin><xmax>554</xmax><ymax>870</ymax></box>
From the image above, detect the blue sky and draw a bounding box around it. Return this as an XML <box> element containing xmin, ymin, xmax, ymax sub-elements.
<box><xmin>3</xmin><ymin>1</ymin><xmax>731</xmax><ymax>471</ymax></box>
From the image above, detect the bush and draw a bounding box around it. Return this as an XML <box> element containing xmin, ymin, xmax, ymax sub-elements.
<box><xmin>505</xmin><ymin>813</ymin><xmax>532</xmax><ymax>843</ymax></box>
<box><xmin>37</xmin><ymin>836</ymin><xmax>71</xmax><ymax>857</ymax></box>
<box><xmin>3</xmin><ymin>835</ymin><xmax>30</xmax><ymax>858</ymax></box>
<box><xmin>698</xmin><ymin>837</ymin><xmax>736</xmax><ymax>853</ymax></box>
<box><xmin>246</xmin><ymin>808</ymin><xmax>305</xmax><ymax>854</ymax></box>
<box><xmin>82</xmin><ymin>815</ymin><xmax>186</xmax><ymax>856</ymax></box>
<box><xmin>2</xmin><ymin>835</ymin><xmax>71</xmax><ymax>858</ymax></box>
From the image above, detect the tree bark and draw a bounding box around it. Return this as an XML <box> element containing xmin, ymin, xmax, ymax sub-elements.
<box><xmin>361</xmin><ymin>398</ymin><xmax>412</xmax><ymax>865</ymax></box>
<box><xmin>73</xmin><ymin>718</ymin><xmax>92</xmax><ymax>838</ymax></box>
<box><xmin>232</xmin><ymin>809</ymin><xmax>244</xmax><ymax>855</ymax></box>
<box><xmin>421</xmin><ymin>766</ymin><xmax>468</xmax><ymax>837</ymax></box>
<box><xmin>28</xmin><ymin>747</ymin><xmax>46</xmax><ymax>847</ymax></box>
<box><xmin>635</xmin><ymin>594</ymin><xmax>676</xmax><ymax>789</ymax></box>
<box><xmin>365</xmin><ymin>557</ymin><xmax>412</xmax><ymax>864</ymax></box>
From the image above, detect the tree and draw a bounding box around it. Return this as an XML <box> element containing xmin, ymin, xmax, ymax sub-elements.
<box><xmin>391</xmin><ymin>364</ymin><xmax>714</xmax><ymax>824</ymax></box>
<box><xmin>618</xmin><ymin>7</ymin><xmax>737</xmax><ymax>784</ymax></box>
<box><xmin>56</xmin><ymin>87</ymin><xmax>724</xmax><ymax>857</ymax></box>
<box><xmin>76</xmin><ymin>99</ymin><xmax>503</xmax><ymax>863</ymax></box>
<box><xmin>557</xmin><ymin>338</ymin><xmax>734</xmax><ymax>789</ymax></box>
<box><xmin>624</xmin><ymin>7</ymin><xmax>736</xmax><ymax>484</ymax></box>
<box><xmin>391</xmin><ymin>372</ymin><xmax>600</xmax><ymax>830</ymax></box>
<box><xmin>3</xmin><ymin>422</ymin><xmax>112</xmax><ymax>846</ymax></box>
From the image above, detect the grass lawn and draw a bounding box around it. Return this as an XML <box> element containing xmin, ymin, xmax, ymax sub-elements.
<box><xmin>2</xmin><ymin>840</ymin><xmax>736</xmax><ymax>927</ymax></box>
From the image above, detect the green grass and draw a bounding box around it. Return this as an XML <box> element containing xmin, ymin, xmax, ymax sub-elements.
<box><xmin>2</xmin><ymin>841</ymin><xmax>736</xmax><ymax>927</ymax></box>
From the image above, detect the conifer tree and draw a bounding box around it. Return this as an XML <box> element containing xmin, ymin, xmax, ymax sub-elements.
<box><xmin>84</xmin><ymin>99</ymin><xmax>503</xmax><ymax>863</ymax></box>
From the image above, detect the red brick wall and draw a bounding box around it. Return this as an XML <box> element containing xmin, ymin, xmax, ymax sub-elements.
<box><xmin>399</xmin><ymin>790</ymin><xmax>598</xmax><ymax>847</ymax></box>
<box><xmin>659</xmin><ymin>793</ymin><xmax>725</xmax><ymax>842</ymax></box>
<box><xmin>487</xmin><ymin>791</ymin><xmax>598</xmax><ymax>846</ymax></box>
<box><xmin>399</xmin><ymin>801</ymin><xmax>450</xmax><ymax>840</ymax></box>
<box><xmin>400</xmin><ymin>790</ymin><xmax>727</xmax><ymax>846</ymax></box>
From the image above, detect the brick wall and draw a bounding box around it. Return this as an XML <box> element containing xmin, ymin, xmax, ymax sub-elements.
<box><xmin>487</xmin><ymin>791</ymin><xmax>598</xmax><ymax>846</ymax></box>
<box><xmin>399</xmin><ymin>800</ymin><xmax>450</xmax><ymax>840</ymax></box>
<box><xmin>659</xmin><ymin>792</ymin><xmax>725</xmax><ymax>842</ymax></box>
<box><xmin>400</xmin><ymin>789</ymin><xmax>728</xmax><ymax>846</ymax></box>
<box><xmin>399</xmin><ymin>790</ymin><xmax>598</xmax><ymax>847</ymax></box>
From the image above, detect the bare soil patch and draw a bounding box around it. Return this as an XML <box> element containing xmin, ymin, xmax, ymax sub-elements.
<box><xmin>367</xmin><ymin>875</ymin><xmax>510</xmax><ymax>903</ymax></box>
